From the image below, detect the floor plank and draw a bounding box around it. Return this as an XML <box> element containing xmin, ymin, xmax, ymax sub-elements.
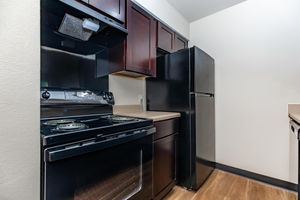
<box><xmin>164</xmin><ymin>170</ymin><xmax>297</xmax><ymax>200</ymax></box>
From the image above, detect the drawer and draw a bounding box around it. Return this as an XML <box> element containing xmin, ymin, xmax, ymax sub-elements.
<box><xmin>154</xmin><ymin>118</ymin><xmax>179</xmax><ymax>140</ymax></box>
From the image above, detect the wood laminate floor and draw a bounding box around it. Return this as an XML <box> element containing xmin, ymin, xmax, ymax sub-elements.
<box><xmin>164</xmin><ymin>170</ymin><xmax>297</xmax><ymax>200</ymax></box>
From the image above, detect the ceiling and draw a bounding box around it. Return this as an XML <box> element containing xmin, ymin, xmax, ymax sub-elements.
<box><xmin>166</xmin><ymin>0</ymin><xmax>246</xmax><ymax>22</ymax></box>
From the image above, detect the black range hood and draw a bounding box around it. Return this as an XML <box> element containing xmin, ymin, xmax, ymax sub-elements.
<box><xmin>41</xmin><ymin>0</ymin><xmax>127</xmax><ymax>55</ymax></box>
<box><xmin>59</xmin><ymin>0</ymin><xmax>127</xmax><ymax>33</ymax></box>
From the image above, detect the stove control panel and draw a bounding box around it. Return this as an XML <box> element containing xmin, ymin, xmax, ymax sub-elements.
<box><xmin>41</xmin><ymin>89</ymin><xmax>115</xmax><ymax>105</ymax></box>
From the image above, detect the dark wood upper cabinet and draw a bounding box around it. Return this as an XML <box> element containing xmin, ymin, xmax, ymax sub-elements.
<box><xmin>157</xmin><ymin>21</ymin><xmax>188</xmax><ymax>53</ymax></box>
<box><xmin>125</xmin><ymin>1</ymin><xmax>157</xmax><ymax>77</ymax></box>
<box><xmin>99</xmin><ymin>1</ymin><xmax>188</xmax><ymax>77</ymax></box>
<box><xmin>157</xmin><ymin>23</ymin><xmax>174</xmax><ymax>53</ymax></box>
<box><xmin>88</xmin><ymin>0</ymin><xmax>126</xmax><ymax>23</ymax></box>
<box><xmin>107</xmin><ymin>1</ymin><xmax>157</xmax><ymax>77</ymax></box>
<box><xmin>174</xmin><ymin>33</ymin><xmax>188</xmax><ymax>52</ymax></box>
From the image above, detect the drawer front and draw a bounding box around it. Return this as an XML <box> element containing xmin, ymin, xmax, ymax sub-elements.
<box><xmin>154</xmin><ymin>118</ymin><xmax>179</xmax><ymax>140</ymax></box>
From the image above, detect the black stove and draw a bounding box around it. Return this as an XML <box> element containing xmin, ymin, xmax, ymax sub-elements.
<box><xmin>40</xmin><ymin>88</ymin><xmax>153</xmax><ymax>145</ymax></box>
<box><xmin>41</xmin><ymin>89</ymin><xmax>155</xmax><ymax>200</ymax></box>
<box><xmin>41</xmin><ymin>114</ymin><xmax>153</xmax><ymax>146</ymax></box>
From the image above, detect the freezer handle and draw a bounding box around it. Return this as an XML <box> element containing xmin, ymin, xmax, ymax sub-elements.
<box><xmin>190</xmin><ymin>92</ymin><xmax>214</xmax><ymax>97</ymax></box>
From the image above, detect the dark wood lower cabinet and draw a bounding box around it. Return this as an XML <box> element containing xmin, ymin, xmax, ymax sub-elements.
<box><xmin>153</xmin><ymin>118</ymin><xmax>179</xmax><ymax>200</ymax></box>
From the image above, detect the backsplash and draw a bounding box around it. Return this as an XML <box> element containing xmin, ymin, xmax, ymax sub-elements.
<box><xmin>109</xmin><ymin>74</ymin><xmax>146</xmax><ymax>108</ymax></box>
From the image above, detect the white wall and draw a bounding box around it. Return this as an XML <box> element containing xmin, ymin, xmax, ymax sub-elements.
<box><xmin>190</xmin><ymin>0</ymin><xmax>300</xmax><ymax>183</ymax></box>
<box><xmin>109</xmin><ymin>0</ymin><xmax>189</xmax><ymax>106</ymax></box>
<box><xmin>0</xmin><ymin>0</ymin><xmax>40</xmax><ymax>199</ymax></box>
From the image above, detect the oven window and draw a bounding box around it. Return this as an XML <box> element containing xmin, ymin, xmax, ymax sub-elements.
<box><xmin>74</xmin><ymin>150</ymin><xmax>142</xmax><ymax>200</ymax></box>
<box><xmin>44</xmin><ymin>136</ymin><xmax>152</xmax><ymax>200</ymax></box>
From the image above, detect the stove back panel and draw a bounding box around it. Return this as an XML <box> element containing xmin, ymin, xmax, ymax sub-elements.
<box><xmin>41</xmin><ymin>105</ymin><xmax>112</xmax><ymax>119</ymax></box>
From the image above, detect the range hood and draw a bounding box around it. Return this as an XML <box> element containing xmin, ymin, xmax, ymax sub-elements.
<box><xmin>41</xmin><ymin>0</ymin><xmax>127</xmax><ymax>55</ymax></box>
<box><xmin>59</xmin><ymin>0</ymin><xmax>127</xmax><ymax>34</ymax></box>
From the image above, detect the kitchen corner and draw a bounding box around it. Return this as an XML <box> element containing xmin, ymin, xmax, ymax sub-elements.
<box><xmin>2</xmin><ymin>0</ymin><xmax>300</xmax><ymax>200</ymax></box>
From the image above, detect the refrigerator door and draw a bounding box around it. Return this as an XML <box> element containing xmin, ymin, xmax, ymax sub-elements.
<box><xmin>192</xmin><ymin>93</ymin><xmax>215</xmax><ymax>189</ymax></box>
<box><xmin>191</xmin><ymin>47</ymin><xmax>215</xmax><ymax>94</ymax></box>
<box><xmin>146</xmin><ymin>49</ymin><xmax>194</xmax><ymax>189</ymax></box>
<box><xmin>147</xmin><ymin>49</ymin><xmax>191</xmax><ymax>111</ymax></box>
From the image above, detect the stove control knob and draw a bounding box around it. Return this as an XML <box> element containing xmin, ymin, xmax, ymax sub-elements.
<box><xmin>42</xmin><ymin>90</ymin><xmax>50</xmax><ymax>100</ymax></box>
<box><xmin>108</xmin><ymin>92</ymin><xmax>113</xmax><ymax>100</ymax></box>
<box><xmin>103</xmin><ymin>93</ymin><xmax>108</xmax><ymax>100</ymax></box>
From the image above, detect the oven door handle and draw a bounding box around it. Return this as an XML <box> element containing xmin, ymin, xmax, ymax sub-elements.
<box><xmin>45</xmin><ymin>127</ymin><xmax>155</xmax><ymax>162</ymax></box>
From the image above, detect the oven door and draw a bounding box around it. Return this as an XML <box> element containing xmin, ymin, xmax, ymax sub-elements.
<box><xmin>43</xmin><ymin>128</ymin><xmax>154</xmax><ymax>200</ymax></box>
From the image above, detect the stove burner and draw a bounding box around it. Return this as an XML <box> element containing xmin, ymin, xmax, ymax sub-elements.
<box><xmin>111</xmin><ymin>117</ymin><xmax>136</xmax><ymax>122</ymax></box>
<box><xmin>79</xmin><ymin>118</ymin><xmax>100</xmax><ymax>123</ymax></box>
<box><xmin>101</xmin><ymin>115</ymin><xmax>137</xmax><ymax>123</ymax></box>
<box><xmin>43</xmin><ymin>119</ymin><xmax>76</xmax><ymax>126</ymax></box>
<box><xmin>55</xmin><ymin>123</ymin><xmax>88</xmax><ymax>131</ymax></box>
<box><xmin>41</xmin><ymin>114</ymin><xmax>153</xmax><ymax>147</ymax></box>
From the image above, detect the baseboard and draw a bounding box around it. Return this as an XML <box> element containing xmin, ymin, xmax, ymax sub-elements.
<box><xmin>215</xmin><ymin>163</ymin><xmax>298</xmax><ymax>192</ymax></box>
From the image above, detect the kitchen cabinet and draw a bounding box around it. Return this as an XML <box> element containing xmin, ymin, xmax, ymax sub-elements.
<box><xmin>157</xmin><ymin>22</ymin><xmax>188</xmax><ymax>53</ymax></box>
<box><xmin>88</xmin><ymin>0</ymin><xmax>126</xmax><ymax>23</ymax></box>
<box><xmin>153</xmin><ymin>118</ymin><xmax>179</xmax><ymax>200</ymax></box>
<box><xmin>105</xmin><ymin>2</ymin><xmax>190</xmax><ymax>77</ymax></box>
<box><xmin>110</xmin><ymin>1</ymin><xmax>157</xmax><ymax>77</ymax></box>
<box><xmin>174</xmin><ymin>33</ymin><xmax>188</xmax><ymax>52</ymax></box>
<box><xmin>157</xmin><ymin>23</ymin><xmax>174</xmax><ymax>53</ymax></box>
<box><xmin>125</xmin><ymin>1</ymin><xmax>157</xmax><ymax>76</ymax></box>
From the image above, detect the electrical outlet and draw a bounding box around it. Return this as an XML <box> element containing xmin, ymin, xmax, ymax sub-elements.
<box><xmin>138</xmin><ymin>95</ymin><xmax>143</xmax><ymax>105</ymax></box>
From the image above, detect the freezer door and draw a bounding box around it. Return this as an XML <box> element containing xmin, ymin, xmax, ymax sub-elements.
<box><xmin>192</xmin><ymin>47</ymin><xmax>215</xmax><ymax>94</ymax></box>
<box><xmin>146</xmin><ymin>49</ymin><xmax>191</xmax><ymax>111</ymax></box>
<box><xmin>194</xmin><ymin>93</ymin><xmax>215</xmax><ymax>188</ymax></box>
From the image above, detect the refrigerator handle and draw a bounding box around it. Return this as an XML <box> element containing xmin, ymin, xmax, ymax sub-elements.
<box><xmin>190</xmin><ymin>92</ymin><xmax>214</xmax><ymax>97</ymax></box>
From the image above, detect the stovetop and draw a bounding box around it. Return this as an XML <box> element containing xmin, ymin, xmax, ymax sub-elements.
<box><xmin>41</xmin><ymin>114</ymin><xmax>153</xmax><ymax>147</ymax></box>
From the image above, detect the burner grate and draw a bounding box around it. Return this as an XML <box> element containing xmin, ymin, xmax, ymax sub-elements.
<box><xmin>55</xmin><ymin>122</ymin><xmax>88</xmax><ymax>132</ymax></box>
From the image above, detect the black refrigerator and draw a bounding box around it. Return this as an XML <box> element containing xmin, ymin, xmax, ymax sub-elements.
<box><xmin>146</xmin><ymin>46</ymin><xmax>215</xmax><ymax>190</ymax></box>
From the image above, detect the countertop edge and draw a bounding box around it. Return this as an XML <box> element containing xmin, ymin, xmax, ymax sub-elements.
<box><xmin>114</xmin><ymin>112</ymin><xmax>181</xmax><ymax>122</ymax></box>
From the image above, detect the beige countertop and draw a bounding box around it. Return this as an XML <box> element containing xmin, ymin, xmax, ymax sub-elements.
<box><xmin>113</xmin><ymin>105</ymin><xmax>180</xmax><ymax>122</ymax></box>
<box><xmin>288</xmin><ymin>104</ymin><xmax>300</xmax><ymax>124</ymax></box>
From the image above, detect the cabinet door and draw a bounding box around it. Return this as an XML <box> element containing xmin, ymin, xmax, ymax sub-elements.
<box><xmin>174</xmin><ymin>33</ymin><xmax>188</xmax><ymax>52</ymax></box>
<box><xmin>89</xmin><ymin>0</ymin><xmax>126</xmax><ymax>23</ymax></box>
<box><xmin>126</xmin><ymin>2</ymin><xmax>156</xmax><ymax>77</ymax></box>
<box><xmin>157</xmin><ymin>22</ymin><xmax>174</xmax><ymax>53</ymax></box>
<box><xmin>153</xmin><ymin>134</ymin><xmax>176</xmax><ymax>196</ymax></box>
